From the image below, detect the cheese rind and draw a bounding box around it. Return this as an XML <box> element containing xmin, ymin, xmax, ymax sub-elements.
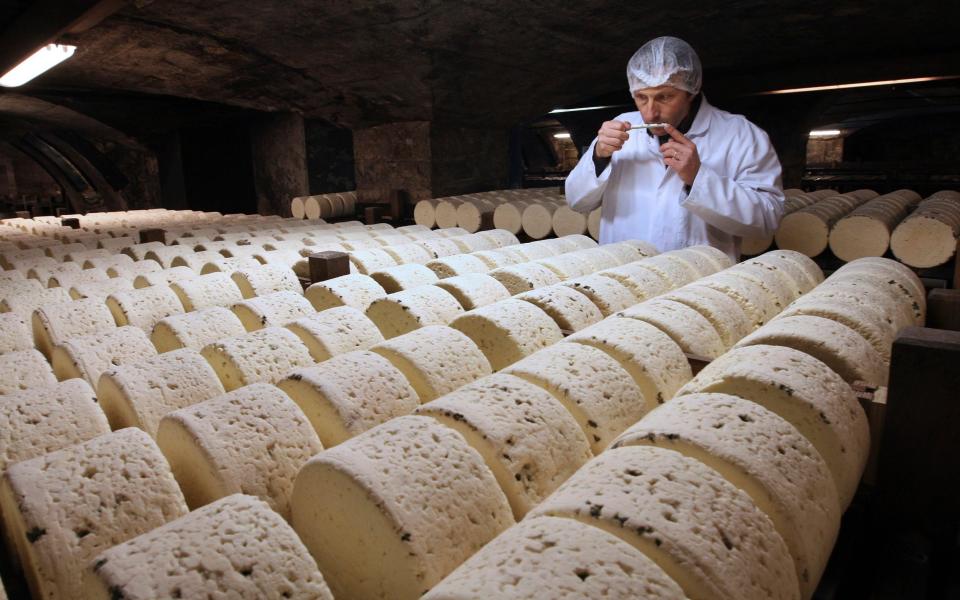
<box><xmin>231</xmin><ymin>290</ymin><xmax>315</xmax><ymax>331</ymax></box>
<box><xmin>305</xmin><ymin>273</ymin><xmax>386</xmax><ymax>312</ymax></box>
<box><xmin>51</xmin><ymin>327</ymin><xmax>157</xmax><ymax>388</ymax></box>
<box><xmin>423</xmin><ymin>516</ymin><xmax>686</xmax><ymax>600</ymax></box>
<box><xmin>151</xmin><ymin>306</ymin><xmax>246</xmax><ymax>353</ymax></box>
<box><xmin>371</xmin><ymin>263</ymin><xmax>439</xmax><ymax>293</ymax></box>
<box><xmin>286</xmin><ymin>305</ymin><xmax>384</xmax><ymax>362</ymax></box>
<box><xmin>426</xmin><ymin>254</ymin><xmax>490</xmax><ymax>278</ymax></box>
<box><xmin>156</xmin><ymin>383</ymin><xmax>322</xmax><ymax>519</ymax></box>
<box><xmin>434</xmin><ymin>273</ymin><xmax>511</xmax><ymax>311</ymax></box>
<box><xmin>0</xmin><ymin>312</ymin><xmax>33</xmax><ymax>355</ymax></box>
<box><xmin>417</xmin><ymin>373</ymin><xmax>592</xmax><ymax>518</ymax></box>
<box><xmin>450</xmin><ymin>299</ymin><xmax>563</xmax><ymax>371</ymax></box>
<box><xmin>105</xmin><ymin>285</ymin><xmax>185</xmax><ymax>331</ymax></box>
<box><xmin>82</xmin><ymin>494</ymin><xmax>334</xmax><ymax>600</ymax></box>
<box><xmin>231</xmin><ymin>264</ymin><xmax>302</xmax><ymax>298</ymax></box>
<box><xmin>30</xmin><ymin>297</ymin><xmax>117</xmax><ymax>360</ymax></box>
<box><xmin>489</xmin><ymin>263</ymin><xmax>561</xmax><ymax>295</ymax></box>
<box><xmin>290</xmin><ymin>415</ymin><xmax>514</xmax><ymax>600</ymax></box>
<box><xmin>660</xmin><ymin>285</ymin><xmax>753</xmax><ymax>347</ymax></box>
<box><xmin>562</xmin><ymin>273</ymin><xmax>639</xmax><ymax>316</ymax></box>
<box><xmin>596</xmin><ymin>261</ymin><xmax>674</xmax><ymax>300</ymax></box>
<box><xmin>515</xmin><ymin>284</ymin><xmax>604</xmax><ymax>333</ymax></box>
<box><xmin>618</xmin><ymin>298</ymin><xmax>727</xmax><ymax>359</ymax></box>
<box><xmin>200</xmin><ymin>327</ymin><xmax>315</xmax><ymax>390</ymax></box>
<box><xmin>529</xmin><ymin>445</ymin><xmax>800</xmax><ymax>600</ymax></box>
<box><xmin>170</xmin><ymin>272</ymin><xmax>244</xmax><ymax>312</ymax></box>
<box><xmin>366</xmin><ymin>286</ymin><xmax>465</xmax><ymax>339</ymax></box>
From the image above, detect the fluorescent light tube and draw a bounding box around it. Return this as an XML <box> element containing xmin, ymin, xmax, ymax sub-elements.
<box><xmin>0</xmin><ymin>44</ymin><xmax>77</xmax><ymax>87</ymax></box>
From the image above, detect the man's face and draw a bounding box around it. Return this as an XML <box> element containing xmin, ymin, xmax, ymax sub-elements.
<box><xmin>632</xmin><ymin>86</ymin><xmax>694</xmax><ymax>136</ymax></box>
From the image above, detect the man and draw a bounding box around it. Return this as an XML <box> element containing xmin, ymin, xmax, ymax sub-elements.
<box><xmin>565</xmin><ymin>36</ymin><xmax>784</xmax><ymax>260</ymax></box>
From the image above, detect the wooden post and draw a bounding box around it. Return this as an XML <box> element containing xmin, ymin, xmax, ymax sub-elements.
<box><xmin>927</xmin><ymin>289</ymin><xmax>960</xmax><ymax>331</ymax></box>
<box><xmin>363</xmin><ymin>206</ymin><xmax>382</xmax><ymax>225</ymax></box>
<box><xmin>61</xmin><ymin>217</ymin><xmax>81</xmax><ymax>229</ymax></box>
<box><xmin>139</xmin><ymin>228</ymin><xmax>167</xmax><ymax>244</ymax></box>
<box><xmin>308</xmin><ymin>250</ymin><xmax>350</xmax><ymax>283</ymax></box>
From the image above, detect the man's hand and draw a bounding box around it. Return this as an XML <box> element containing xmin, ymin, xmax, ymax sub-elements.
<box><xmin>594</xmin><ymin>120</ymin><xmax>632</xmax><ymax>158</ymax></box>
<box><xmin>660</xmin><ymin>123</ymin><xmax>700</xmax><ymax>186</ymax></box>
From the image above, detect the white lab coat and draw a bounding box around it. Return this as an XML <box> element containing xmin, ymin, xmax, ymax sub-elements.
<box><xmin>565</xmin><ymin>96</ymin><xmax>784</xmax><ymax>260</ymax></box>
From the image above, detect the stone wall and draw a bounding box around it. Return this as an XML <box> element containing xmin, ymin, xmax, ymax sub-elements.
<box><xmin>430</xmin><ymin>126</ymin><xmax>509</xmax><ymax>197</ymax></box>
<box><xmin>305</xmin><ymin>120</ymin><xmax>355</xmax><ymax>194</ymax></box>
<box><xmin>353</xmin><ymin>121</ymin><xmax>431</xmax><ymax>202</ymax></box>
<box><xmin>250</xmin><ymin>112</ymin><xmax>309</xmax><ymax>216</ymax></box>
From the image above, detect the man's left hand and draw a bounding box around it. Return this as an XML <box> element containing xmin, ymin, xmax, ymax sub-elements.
<box><xmin>660</xmin><ymin>124</ymin><xmax>700</xmax><ymax>186</ymax></box>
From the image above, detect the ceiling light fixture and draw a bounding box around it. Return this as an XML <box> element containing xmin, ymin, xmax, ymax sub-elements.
<box><xmin>809</xmin><ymin>129</ymin><xmax>842</xmax><ymax>138</ymax></box>
<box><xmin>553</xmin><ymin>132</ymin><xmax>571</xmax><ymax>139</ymax></box>
<box><xmin>760</xmin><ymin>75</ymin><xmax>958</xmax><ymax>95</ymax></box>
<box><xmin>0</xmin><ymin>44</ymin><xmax>77</xmax><ymax>88</ymax></box>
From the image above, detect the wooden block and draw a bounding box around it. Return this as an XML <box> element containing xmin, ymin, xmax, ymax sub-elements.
<box><xmin>877</xmin><ymin>326</ymin><xmax>960</xmax><ymax>547</ymax></box>
<box><xmin>927</xmin><ymin>289</ymin><xmax>960</xmax><ymax>331</ymax></box>
<box><xmin>139</xmin><ymin>228</ymin><xmax>167</xmax><ymax>244</ymax></box>
<box><xmin>309</xmin><ymin>250</ymin><xmax>350</xmax><ymax>283</ymax></box>
<box><xmin>364</xmin><ymin>205</ymin><xmax>383</xmax><ymax>225</ymax></box>
<box><xmin>61</xmin><ymin>217</ymin><xmax>81</xmax><ymax>229</ymax></box>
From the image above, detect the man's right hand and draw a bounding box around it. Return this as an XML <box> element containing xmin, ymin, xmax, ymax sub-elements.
<box><xmin>594</xmin><ymin>120</ymin><xmax>632</xmax><ymax>158</ymax></box>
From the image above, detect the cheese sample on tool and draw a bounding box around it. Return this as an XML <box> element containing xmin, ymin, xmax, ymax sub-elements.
<box><xmin>279</xmin><ymin>350</ymin><xmax>420</xmax><ymax>446</ymax></box>
<box><xmin>366</xmin><ymin>286</ymin><xmax>465</xmax><ymax>339</ymax></box>
<box><xmin>675</xmin><ymin>344</ymin><xmax>870</xmax><ymax>509</ymax></box>
<box><xmin>82</xmin><ymin>494</ymin><xmax>334</xmax><ymax>600</ymax></box>
<box><xmin>97</xmin><ymin>348</ymin><xmax>225</xmax><ymax>437</ymax></box>
<box><xmin>504</xmin><ymin>342</ymin><xmax>650</xmax><ymax>453</ymax></box>
<box><xmin>51</xmin><ymin>326</ymin><xmax>157</xmax><ymax>388</ymax></box>
<box><xmin>201</xmin><ymin>327</ymin><xmax>315</xmax><ymax>390</ymax></box>
<box><xmin>530</xmin><ymin>445</ymin><xmax>800</xmax><ymax>600</ymax></box>
<box><xmin>290</xmin><ymin>415</ymin><xmax>514</xmax><ymax>600</ymax></box>
<box><xmin>157</xmin><ymin>383</ymin><xmax>321</xmax><ymax>519</ymax></box>
<box><xmin>423</xmin><ymin>516</ymin><xmax>686</xmax><ymax>600</ymax></box>
<box><xmin>151</xmin><ymin>306</ymin><xmax>246</xmax><ymax>353</ymax></box>
<box><xmin>231</xmin><ymin>290</ymin><xmax>315</xmax><ymax>331</ymax></box>
<box><xmin>450</xmin><ymin>298</ymin><xmax>563</xmax><ymax>371</ymax></box>
<box><xmin>0</xmin><ymin>428</ymin><xmax>188</xmax><ymax>600</ymax></box>
<box><xmin>371</xmin><ymin>325</ymin><xmax>491</xmax><ymax>402</ymax></box>
<box><xmin>613</xmin><ymin>393</ymin><xmax>841</xmax><ymax>599</ymax></box>
<box><xmin>417</xmin><ymin>373</ymin><xmax>592</xmax><ymax>518</ymax></box>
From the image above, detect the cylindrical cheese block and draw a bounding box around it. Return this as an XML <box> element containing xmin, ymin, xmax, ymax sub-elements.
<box><xmin>231</xmin><ymin>290</ymin><xmax>315</xmax><ymax>331</ymax></box>
<box><xmin>572</xmin><ymin>247</ymin><xmax>622</xmax><ymax>271</ymax></box>
<box><xmin>601</xmin><ymin>241</ymin><xmax>652</xmax><ymax>263</ymax></box>
<box><xmin>450</xmin><ymin>299</ymin><xmax>563</xmax><ymax>371</ymax></box>
<box><xmin>566</xmin><ymin>317</ymin><xmax>692</xmax><ymax>405</ymax></box>
<box><xmin>417</xmin><ymin>237</ymin><xmax>464</xmax><ymax>260</ymax></box>
<box><xmin>371</xmin><ymin>263</ymin><xmax>439</xmax><ymax>293</ymax></box>
<box><xmin>735</xmin><ymin>314</ymin><xmax>887</xmax><ymax>387</ymax></box>
<box><xmin>456</xmin><ymin>199</ymin><xmax>497</xmax><ymax>233</ymax></box>
<box><xmin>151</xmin><ymin>306</ymin><xmax>247</xmax><ymax>353</ymax></box>
<box><xmin>834</xmin><ymin>257</ymin><xmax>925</xmax><ymax>322</ymax></box>
<box><xmin>448</xmin><ymin>233</ymin><xmax>497</xmax><ymax>253</ymax></box>
<box><xmin>890</xmin><ymin>193</ymin><xmax>960</xmax><ymax>267</ymax></box>
<box><xmin>169</xmin><ymin>249</ymin><xmax>224</xmax><ymax>273</ymax></box>
<box><xmin>694</xmin><ymin>272</ymin><xmax>780</xmax><ymax>328</ymax></box>
<box><xmin>279</xmin><ymin>350</ymin><xmax>420</xmax><ymax>446</ymax></box>
<box><xmin>562</xmin><ymin>273</ymin><xmax>639</xmax><ymax>316</ymax></box>
<box><xmin>69</xmin><ymin>277</ymin><xmax>135</xmax><ymax>301</ymax></box>
<box><xmin>305</xmin><ymin>273</ymin><xmax>386</xmax><ymax>312</ymax></box>
<box><xmin>97</xmin><ymin>348</ymin><xmax>225</xmax><ymax>437</ymax></box>
<box><xmin>366</xmin><ymin>286</ymin><xmax>465</xmax><ymax>339</ymax></box>
<box><xmin>133</xmin><ymin>266</ymin><xmax>198</xmax><ymax>289</ymax></box>
<box><xmin>529</xmin><ymin>445</ymin><xmax>800</xmax><ymax>600</ymax></box>
<box><xmin>521</xmin><ymin>203</ymin><xmax>559</xmax><ymax>239</ymax></box>
<box><xmin>382</xmin><ymin>243</ymin><xmax>434</xmax><ymax>265</ymax></box>
<box><xmin>52</xmin><ymin>326</ymin><xmax>158</xmax><ymax>387</ymax></box>
<box><xmin>231</xmin><ymin>264</ymin><xmax>301</xmax><ymax>298</ymax></box>
<box><xmin>492</xmin><ymin>201</ymin><xmax>528</xmax><ymax>234</ymax></box>
<box><xmin>413</xmin><ymin>199</ymin><xmax>439</xmax><ymax>228</ymax></box>
<box><xmin>474</xmin><ymin>229</ymin><xmax>519</xmax><ymax>248</ymax></box>
<box><xmin>551</xmin><ymin>205</ymin><xmax>588</xmax><ymax>236</ymax></box>
<box><xmin>0</xmin><ymin>279</ymin><xmax>44</xmax><ymax>301</ymax></box>
<box><xmin>434</xmin><ymin>273</ymin><xmax>511</xmax><ymax>311</ymax></box>
<box><xmin>0</xmin><ymin>378</ymin><xmax>108</xmax><ymax>473</ymax></box>
<box><xmin>157</xmin><ymin>383</ymin><xmax>322</xmax><ymax>519</ymax></box>
<box><xmin>534</xmin><ymin>254</ymin><xmax>594</xmax><ymax>280</ymax></box>
<box><xmin>0</xmin><ymin>428</ymin><xmax>188</xmax><ymax>600</ymax></box>
<box><xmin>814</xmin><ymin>276</ymin><xmax>917</xmax><ymax>332</ymax></box>
<box><xmin>291</xmin><ymin>195</ymin><xmax>307</xmax><ymax>219</ymax></box>
<box><xmin>371</xmin><ymin>325</ymin><xmax>491</xmax><ymax>402</ymax></box>
<box><xmin>144</xmin><ymin>245</ymin><xmax>190</xmax><ymax>268</ymax></box>
<box><xmin>741</xmin><ymin>234</ymin><xmax>774</xmax><ymax>256</ymax></box>
<box><xmin>0</xmin><ymin>312</ymin><xmax>33</xmax><ymax>355</ymax></box>
<box><xmin>426</xmin><ymin>254</ymin><xmax>489</xmax><ymax>279</ymax></box>
<box><xmin>682</xmin><ymin>244</ymin><xmax>733</xmax><ymax>270</ymax></box>
<box><xmin>27</xmin><ymin>261</ymin><xmax>81</xmax><ymax>285</ymax></box>
<box><xmin>286</xmin><ymin>306</ymin><xmax>385</xmax><ymax>362</ymax></box>
<box><xmin>290</xmin><ymin>415</ymin><xmax>514</xmax><ymax>600</ymax></box>
<box><xmin>417</xmin><ymin>373</ymin><xmax>592</xmax><ymax>518</ymax></box>
<box><xmin>423</xmin><ymin>516</ymin><xmax>685</xmax><ymax>600</ymax></box>
<box><xmin>504</xmin><ymin>342</ymin><xmax>650</xmax><ymax>453</ymax></box>
<box><xmin>618</xmin><ymin>298</ymin><xmax>727</xmax><ymax>359</ymax></box>
<box><xmin>2</xmin><ymin>288</ymin><xmax>70</xmax><ymax>319</ymax></box>
<box><xmin>675</xmin><ymin>344</ymin><xmax>869</xmax><ymax>509</ymax></box>
<box><xmin>774</xmin><ymin>295</ymin><xmax>895</xmax><ymax>363</ymax></box>
<box><xmin>82</xmin><ymin>494</ymin><xmax>333</xmax><ymax>600</ymax></box>
<box><xmin>170</xmin><ymin>272</ymin><xmax>244</xmax><ymax>312</ymax></box>
<box><xmin>660</xmin><ymin>285</ymin><xmax>753</xmax><ymax>347</ymax></box>
<box><xmin>200</xmin><ymin>327</ymin><xmax>315</xmax><ymax>391</ymax></box>
<box><xmin>595</xmin><ymin>261</ymin><xmax>674</xmax><ymax>300</ymax></box>
<box><xmin>199</xmin><ymin>255</ymin><xmax>261</xmax><ymax>275</ymax></box>
<box><xmin>514</xmin><ymin>284</ymin><xmax>603</xmax><ymax>333</ymax></box>
<box><xmin>614</xmin><ymin>393</ymin><xmax>840</xmax><ymax>598</ymax></box>
<box><xmin>629</xmin><ymin>254</ymin><xmax>697</xmax><ymax>287</ymax></box>
<box><xmin>106</xmin><ymin>285</ymin><xmax>185</xmax><ymax>331</ymax></box>
<box><xmin>434</xmin><ymin>200</ymin><xmax>464</xmax><ymax>229</ymax></box>
<box><xmin>32</xmin><ymin>297</ymin><xmax>118</xmax><ymax>359</ymax></box>
<box><xmin>488</xmin><ymin>263</ymin><xmax>561</xmax><ymax>295</ymax></box>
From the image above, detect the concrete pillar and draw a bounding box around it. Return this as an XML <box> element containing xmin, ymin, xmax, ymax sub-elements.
<box><xmin>250</xmin><ymin>112</ymin><xmax>308</xmax><ymax>216</ymax></box>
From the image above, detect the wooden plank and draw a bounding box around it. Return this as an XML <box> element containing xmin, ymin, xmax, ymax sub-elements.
<box><xmin>927</xmin><ymin>289</ymin><xmax>960</xmax><ymax>331</ymax></box>
<box><xmin>308</xmin><ymin>250</ymin><xmax>350</xmax><ymax>283</ymax></box>
<box><xmin>139</xmin><ymin>228</ymin><xmax>167</xmax><ymax>244</ymax></box>
<box><xmin>851</xmin><ymin>382</ymin><xmax>886</xmax><ymax>487</ymax></box>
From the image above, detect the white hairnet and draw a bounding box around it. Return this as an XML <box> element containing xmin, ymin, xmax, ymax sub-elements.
<box><xmin>627</xmin><ymin>36</ymin><xmax>702</xmax><ymax>95</ymax></box>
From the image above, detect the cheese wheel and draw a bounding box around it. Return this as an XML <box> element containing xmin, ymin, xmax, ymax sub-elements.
<box><xmin>97</xmin><ymin>348</ymin><xmax>225</xmax><ymax>437</ymax></box>
<box><xmin>424</xmin><ymin>515</ymin><xmax>685</xmax><ymax>599</ymax></box>
<box><xmin>566</xmin><ymin>317</ymin><xmax>691</xmax><ymax>405</ymax></box>
<box><xmin>695</xmin><ymin>272</ymin><xmax>780</xmax><ymax>327</ymax></box>
<box><xmin>775</xmin><ymin>295</ymin><xmax>895</xmax><ymax>363</ymax></box>
<box><xmin>416</xmin><ymin>237</ymin><xmax>463</xmax><ymax>260</ymax></box>
<box><xmin>456</xmin><ymin>199</ymin><xmax>496</xmax><ymax>233</ymax></box>
<box><xmin>69</xmin><ymin>277</ymin><xmax>135</xmax><ymax>301</ymax></box>
<box><xmin>775</xmin><ymin>212</ymin><xmax>831</xmax><ymax>257</ymax></box>
<box><xmin>279</xmin><ymin>350</ymin><xmax>420</xmax><ymax>446</ymax></box>
<box><xmin>556</xmin><ymin>234</ymin><xmax>599</xmax><ymax>250</ymax></box>
<box><xmin>815</xmin><ymin>276</ymin><xmax>916</xmax><ymax>331</ymax></box>
<box><xmin>0</xmin><ymin>378</ymin><xmax>108</xmax><ymax>473</ymax></box>
<box><xmin>521</xmin><ymin>203</ymin><xmax>558</xmax><ymax>239</ymax></box>
<box><xmin>834</xmin><ymin>258</ymin><xmax>925</xmax><ymax>320</ymax></box>
<box><xmin>631</xmin><ymin>254</ymin><xmax>698</xmax><ymax>286</ymax></box>
<box><xmin>106</xmin><ymin>285</ymin><xmax>185</xmax><ymax>331</ymax></box>
<box><xmin>27</xmin><ymin>261</ymin><xmax>81</xmax><ymax>285</ymax></box>
<box><xmin>151</xmin><ymin>307</ymin><xmax>246</xmax><ymax>353</ymax></box>
<box><xmin>434</xmin><ymin>200</ymin><xmax>463</xmax><ymax>229</ymax></box>
<box><xmin>290</xmin><ymin>415</ymin><xmax>514</xmax><ymax>600</ymax></box>
<box><xmin>157</xmin><ymin>383</ymin><xmax>321</xmax><ymax>519</ymax></box>
<box><xmin>474</xmin><ymin>228</ymin><xmax>519</xmax><ymax>248</ymax></box>
<box><xmin>0</xmin><ymin>428</ymin><xmax>188</xmax><ymax>600</ymax></box>
<box><xmin>562</xmin><ymin>274</ymin><xmax>639</xmax><ymax>316</ymax></box>
<box><xmin>371</xmin><ymin>263</ymin><xmax>439</xmax><ymax>293</ymax></box>
<box><xmin>231</xmin><ymin>264</ymin><xmax>301</xmax><ymax>298</ymax></box>
<box><xmin>414</xmin><ymin>199</ymin><xmax>439</xmax><ymax>228</ymax></box>
<box><xmin>169</xmin><ymin>250</ymin><xmax>223</xmax><ymax>273</ymax></box>
<box><xmin>891</xmin><ymin>202</ymin><xmax>960</xmax><ymax>267</ymax></box>
<box><xmin>504</xmin><ymin>342</ymin><xmax>650</xmax><ymax>453</ymax></box>
<box><xmin>231</xmin><ymin>290</ymin><xmax>315</xmax><ymax>331</ymax></box>
<box><xmin>0</xmin><ymin>312</ymin><xmax>32</xmax><ymax>354</ymax></box>
<box><xmin>32</xmin><ymin>298</ymin><xmax>117</xmax><ymax>359</ymax></box>
<box><xmin>199</xmin><ymin>255</ymin><xmax>261</xmax><ymax>275</ymax></box>
<box><xmin>492</xmin><ymin>202</ymin><xmax>527</xmax><ymax>234</ymax></box>
<box><xmin>371</xmin><ymin>325</ymin><xmax>491</xmax><ymax>402</ymax></box>
<box><xmin>426</xmin><ymin>253</ymin><xmax>490</xmax><ymax>278</ymax></box>
<box><xmin>133</xmin><ymin>266</ymin><xmax>198</xmax><ymax>289</ymax></box>
<box><xmin>682</xmin><ymin>244</ymin><xmax>734</xmax><ymax>270</ymax></box>
<box><xmin>350</xmin><ymin>248</ymin><xmax>400</xmax><ymax>273</ymax></box>
<box><xmin>551</xmin><ymin>205</ymin><xmax>588</xmax><ymax>236</ymax></box>
<box><xmin>614</xmin><ymin>394</ymin><xmax>840</xmax><ymax>598</ymax></box>
<box><xmin>382</xmin><ymin>243</ymin><xmax>434</xmax><ymax>265</ymax></box>
<box><xmin>569</xmin><ymin>247</ymin><xmax>620</xmax><ymax>272</ymax></box>
<box><xmin>534</xmin><ymin>254</ymin><xmax>594</xmax><ymax>279</ymax></box>
<box><xmin>736</xmin><ymin>315</ymin><xmax>887</xmax><ymax>387</ymax></box>
<box><xmin>514</xmin><ymin>284</ymin><xmax>603</xmax><ymax>333</ymax></box>
<box><xmin>201</xmin><ymin>327</ymin><xmax>314</xmax><ymax>391</ymax></box>
<box><xmin>0</xmin><ymin>280</ymin><xmax>44</xmax><ymax>303</ymax></box>
<box><xmin>741</xmin><ymin>234</ymin><xmax>774</xmax><ymax>256</ymax></box>
<box><xmin>144</xmin><ymin>245</ymin><xmax>190</xmax><ymax>268</ymax></box>
<box><xmin>82</xmin><ymin>494</ymin><xmax>333</xmax><ymax>600</ymax></box>
<box><xmin>305</xmin><ymin>273</ymin><xmax>386</xmax><ymax>312</ymax></box>
<box><xmin>587</xmin><ymin>206</ymin><xmax>601</xmax><ymax>240</ymax></box>
<box><xmin>675</xmin><ymin>344</ymin><xmax>869</xmax><ymax>509</ymax></box>
<box><xmin>366</xmin><ymin>286</ymin><xmax>464</xmax><ymax>339</ymax></box>
<box><xmin>448</xmin><ymin>233</ymin><xmax>497</xmax><ymax>253</ymax></box>
<box><xmin>169</xmin><ymin>272</ymin><xmax>243</xmax><ymax>312</ymax></box>
<box><xmin>450</xmin><ymin>299</ymin><xmax>563</xmax><ymax>371</ymax></box>
<box><xmin>417</xmin><ymin>373</ymin><xmax>592</xmax><ymax>518</ymax></box>
<box><xmin>660</xmin><ymin>285</ymin><xmax>753</xmax><ymax>347</ymax></box>
<box><xmin>291</xmin><ymin>195</ymin><xmax>307</xmax><ymax>219</ymax></box>
<box><xmin>595</xmin><ymin>261</ymin><xmax>674</xmax><ymax>300</ymax></box>
<box><xmin>468</xmin><ymin>249</ymin><xmax>517</xmax><ymax>269</ymax></box>
<box><xmin>434</xmin><ymin>273</ymin><xmax>511</xmax><ymax>311</ymax></box>
<box><xmin>529</xmin><ymin>445</ymin><xmax>800</xmax><ymax>600</ymax></box>
<box><xmin>488</xmin><ymin>263</ymin><xmax>561</xmax><ymax>295</ymax></box>
<box><xmin>286</xmin><ymin>306</ymin><xmax>384</xmax><ymax>361</ymax></box>
<box><xmin>52</xmin><ymin>326</ymin><xmax>158</xmax><ymax>387</ymax></box>
<box><xmin>619</xmin><ymin>298</ymin><xmax>727</xmax><ymax>359</ymax></box>
<box><xmin>44</xmin><ymin>243</ymin><xmax>87</xmax><ymax>261</ymax></box>
<box><xmin>600</xmin><ymin>241</ymin><xmax>650</xmax><ymax>264</ymax></box>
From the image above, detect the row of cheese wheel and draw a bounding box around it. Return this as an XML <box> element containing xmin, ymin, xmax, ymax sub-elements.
<box><xmin>290</xmin><ymin>191</ymin><xmax>358</xmax><ymax>220</ymax></box>
<box><xmin>740</xmin><ymin>188</ymin><xmax>840</xmax><ymax>254</ymax></box>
